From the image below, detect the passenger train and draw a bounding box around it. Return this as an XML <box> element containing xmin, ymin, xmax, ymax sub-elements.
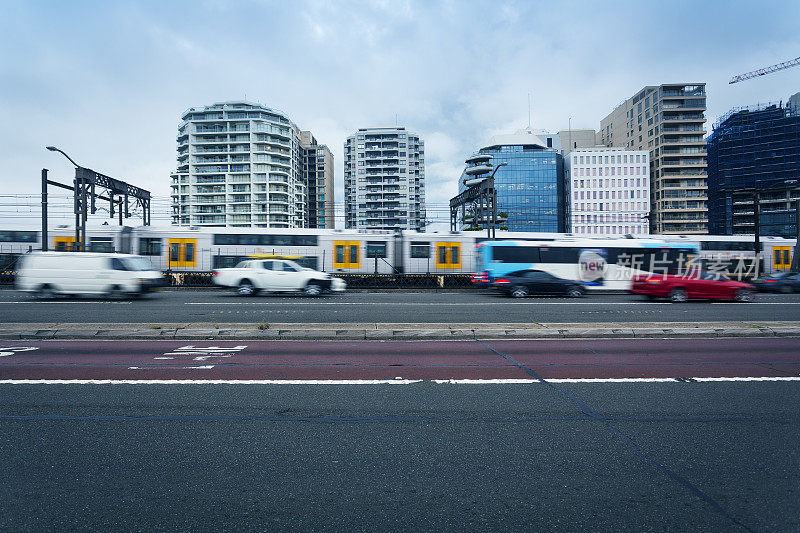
<box><xmin>0</xmin><ymin>225</ymin><xmax>795</xmax><ymax>280</ymax></box>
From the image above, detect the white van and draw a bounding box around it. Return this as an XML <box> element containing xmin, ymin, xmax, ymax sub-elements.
<box><xmin>16</xmin><ymin>252</ymin><xmax>164</xmax><ymax>298</ymax></box>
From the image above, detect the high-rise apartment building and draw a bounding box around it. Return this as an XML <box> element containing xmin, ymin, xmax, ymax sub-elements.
<box><xmin>171</xmin><ymin>101</ymin><xmax>331</xmax><ymax>228</ymax></box>
<box><xmin>565</xmin><ymin>147</ymin><xmax>650</xmax><ymax>236</ymax></box>
<box><xmin>344</xmin><ymin>127</ymin><xmax>426</xmax><ymax>231</ymax></box>
<box><xmin>599</xmin><ymin>84</ymin><xmax>707</xmax><ymax>234</ymax></box>
<box><xmin>299</xmin><ymin>131</ymin><xmax>335</xmax><ymax>229</ymax></box>
<box><xmin>707</xmin><ymin>95</ymin><xmax>800</xmax><ymax>237</ymax></box>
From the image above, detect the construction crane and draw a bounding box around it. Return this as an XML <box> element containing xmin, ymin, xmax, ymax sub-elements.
<box><xmin>729</xmin><ymin>56</ymin><xmax>800</xmax><ymax>84</ymax></box>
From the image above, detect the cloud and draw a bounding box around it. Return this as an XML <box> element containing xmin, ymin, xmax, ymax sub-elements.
<box><xmin>1</xmin><ymin>0</ymin><xmax>799</xmax><ymax>227</ymax></box>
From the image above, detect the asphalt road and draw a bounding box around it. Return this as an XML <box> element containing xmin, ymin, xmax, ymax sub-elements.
<box><xmin>2</xmin><ymin>288</ymin><xmax>800</xmax><ymax>324</ymax></box>
<box><xmin>2</xmin><ymin>337</ymin><xmax>799</xmax><ymax>380</ymax></box>
<box><xmin>2</xmin><ymin>382</ymin><xmax>798</xmax><ymax>531</ymax></box>
<box><xmin>2</xmin><ymin>338</ymin><xmax>799</xmax><ymax>530</ymax></box>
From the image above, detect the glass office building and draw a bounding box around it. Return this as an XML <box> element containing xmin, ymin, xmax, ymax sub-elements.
<box><xmin>707</xmin><ymin>97</ymin><xmax>800</xmax><ymax>237</ymax></box>
<box><xmin>458</xmin><ymin>129</ymin><xmax>565</xmax><ymax>232</ymax></box>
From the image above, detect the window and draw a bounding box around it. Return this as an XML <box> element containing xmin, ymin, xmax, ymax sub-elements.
<box><xmin>410</xmin><ymin>242</ymin><xmax>430</xmax><ymax>258</ymax></box>
<box><xmin>111</xmin><ymin>258</ymin><xmax>128</xmax><ymax>271</ymax></box>
<box><xmin>366</xmin><ymin>241</ymin><xmax>387</xmax><ymax>258</ymax></box>
<box><xmin>139</xmin><ymin>238</ymin><xmax>161</xmax><ymax>256</ymax></box>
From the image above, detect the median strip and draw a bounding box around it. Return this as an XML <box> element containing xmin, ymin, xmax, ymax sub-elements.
<box><xmin>1</xmin><ymin>321</ymin><xmax>799</xmax><ymax>340</ymax></box>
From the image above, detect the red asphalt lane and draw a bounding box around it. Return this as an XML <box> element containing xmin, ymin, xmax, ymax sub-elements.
<box><xmin>1</xmin><ymin>338</ymin><xmax>799</xmax><ymax>380</ymax></box>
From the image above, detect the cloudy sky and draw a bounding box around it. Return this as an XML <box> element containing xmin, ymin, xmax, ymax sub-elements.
<box><xmin>1</xmin><ymin>0</ymin><xmax>798</xmax><ymax>227</ymax></box>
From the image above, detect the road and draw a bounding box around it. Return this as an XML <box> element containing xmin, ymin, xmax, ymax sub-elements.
<box><xmin>2</xmin><ymin>337</ymin><xmax>800</xmax><ymax>380</ymax></box>
<box><xmin>2</xmin><ymin>288</ymin><xmax>800</xmax><ymax>323</ymax></box>
<box><xmin>2</xmin><ymin>339</ymin><xmax>799</xmax><ymax>530</ymax></box>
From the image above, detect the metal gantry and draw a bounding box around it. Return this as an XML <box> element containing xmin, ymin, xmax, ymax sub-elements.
<box><xmin>43</xmin><ymin>148</ymin><xmax>151</xmax><ymax>251</ymax></box>
<box><xmin>449</xmin><ymin>154</ymin><xmax>506</xmax><ymax>239</ymax></box>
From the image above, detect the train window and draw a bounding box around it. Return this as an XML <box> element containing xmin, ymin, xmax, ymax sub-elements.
<box><xmin>784</xmin><ymin>250</ymin><xmax>791</xmax><ymax>265</ymax></box>
<box><xmin>410</xmin><ymin>242</ymin><xmax>430</xmax><ymax>258</ymax></box>
<box><xmin>294</xmin><ymin>236</ymin><xmax>318</xmax><ymax>246</ymax></box>
<box><xmin>366</xmin><ymin>242</ymin><xmax>387</xmax><ymax>258</ymax></box>
<box><xmin>294</xmin><ymin>257</ymin><xmax>318</xmax><ymax>270</ymax></box>
<box><xmin>775</xmin><ymin>250</ymin><xmax>781</xmax><ymax>265</ymax></box>
<box><xmin>90</xmin><ymin>237</ymin><xmax>114</xmax><ymax>253</ymax></box>
<box><xmin>350</xmin><ymin>245</ymin><xmax>359</xmax><ymax>262</ymax></box>
<box><xmin>438</xmin><ymin>246</ymin><xmax>447</xmax><ymax>264</ymax></box>
<box><xmin>139</xmin><ymin>238</ymin><xmax>162</xmax><ymax>256</ymax></box>
<box><xmin>169</xmin><ymin>243</ymin><xmax>181</xmax><ymax>262</ymax></box>
<box><xmin>213</xmin><ymin>256</ymin><xmax>246</xmax><ymax>269</ymax></box>
<box><xmin>336</xmin><ymin>246</ymin><xmax>344</xmax><ymax>264</ymax></box>
<box><xmin>213</xmin><ymin>234</ymin><xmax>319</xmax><ymax>246</ymax></box>
<box><xmin>184</xmin><ymin>242</ymin><xmax>195</xmax><ymax>262</ymax></box>
<box><xmin>0</xmin><ymin>231</ymin><xmax>37</xmax><ymax>243</ymax></box>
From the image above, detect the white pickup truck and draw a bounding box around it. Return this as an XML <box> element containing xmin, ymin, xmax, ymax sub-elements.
<box><xmin>212</xmin><ymin>258</ymin><xmax>346</xmax><ymax>296</ymax></box>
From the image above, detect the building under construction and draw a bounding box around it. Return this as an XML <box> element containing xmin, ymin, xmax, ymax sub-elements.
<box><xmin>707</xmin><ymin>94</ymin><xmax>800</xmax><ymax>237</ymax></box>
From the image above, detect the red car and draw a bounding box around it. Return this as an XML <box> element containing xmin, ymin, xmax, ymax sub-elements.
<box><xmin>630</xmin><ymin>271</ymin><xmax>755</xmax><ymax>302</ymax></box>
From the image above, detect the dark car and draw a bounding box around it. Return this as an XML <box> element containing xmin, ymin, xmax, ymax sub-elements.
<box><xmin>492</xmin><ymin>269</ymin><xmax>586</xmax><ymax>298</ymax></box>
<box><xmin>752</xmin><ymin>271</ymin><xmax>800</xmax><ymax>293</ymax></box>
<box><xmin>630</xmin><ymin>271</ymin><xmax>755</xmax><ymax>302</ymax></box>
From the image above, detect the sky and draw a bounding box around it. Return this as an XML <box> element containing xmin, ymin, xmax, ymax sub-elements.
<box><xmin>1</xmin><ymin>0</ymin><xmax>799</xmax><ymax>228</ymax></box>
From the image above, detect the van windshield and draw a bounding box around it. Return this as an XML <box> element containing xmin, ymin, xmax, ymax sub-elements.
<box><xmin>123</xmin><ymin>257</ymin><xmax>155</xmax><ymax>271</ymax></box>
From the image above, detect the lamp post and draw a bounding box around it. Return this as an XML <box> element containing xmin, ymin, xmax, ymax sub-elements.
<box><xmin>46</xmin><ymin>146</ymin><xmax>84</xmax><ymax>251</ymax></box>
<box><xmin>46</xmin><ymin>146</ymin><xmax>81</xmax><ymax>169</ymax></box>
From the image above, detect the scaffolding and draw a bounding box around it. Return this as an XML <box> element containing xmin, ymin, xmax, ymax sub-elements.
<box><xmin>707</xmin><ymin>99</ymin><xmax>800</xmax><ymax>237</ymax></box>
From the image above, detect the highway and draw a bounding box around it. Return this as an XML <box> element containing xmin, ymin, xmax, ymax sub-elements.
<box><xmin>2</xmin><ymin>338</ymin><xmax>799</xmax><ymax>530</ymax></box>
<box><xmin>2</xmin><ymin>288</ymin><xmax>800</xmax><ymax>323</ymax></box>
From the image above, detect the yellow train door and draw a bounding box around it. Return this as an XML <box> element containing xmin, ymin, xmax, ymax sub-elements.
<box><xmin>167</xmin><ymin>238</ymin><xmax>197</xmax><ymax>268</ymax></box>
<box><xmin>333</xmin><ymin>241</ymin><xmax>360</xmax><ymax>269</ymax></box>
<box><xmin>773</xmin><ymin>246</ymin><xmax>792</xmax><ymax>271</ymax></box>
<box><xmin>53</xmin><ymin>236</ymin><xmax>78</xmax><ymax>252</ymax></box>
<box><xmin>435</xmin><ymin>242</ymin><xmax>461</xmax><ymax>270</ymax></box>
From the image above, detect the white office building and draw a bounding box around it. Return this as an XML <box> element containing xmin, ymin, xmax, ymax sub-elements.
<box><xmin>170</xmin><ymin>101</ymin><xmax>307</xmax><ymax>228</ymax></box>
<box><xmin>566</xmin><ymin>147</ymin><xmax>650</xmax><ymax>236</ymax></box>
<box><xmin>344</xmin><ymin>127</ymin><xmax>425</xmax><ymax>231</ymax></box>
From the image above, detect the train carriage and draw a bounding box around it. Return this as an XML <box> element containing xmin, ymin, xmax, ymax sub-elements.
<box><xmin>0</xmin><ymin>224</ymin><xmax>796</xmax><ymax>279</ymax></box>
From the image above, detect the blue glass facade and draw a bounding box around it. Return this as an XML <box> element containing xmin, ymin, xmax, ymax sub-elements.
<box><xmin>459</xmin><ymin>145</ymin><xmax>565</xmax><ymax>232</ymax></box>
<box><xmin>707</xmin><ymin>102</ymin><xmax>800</xmax><ymax>237</ymax></box>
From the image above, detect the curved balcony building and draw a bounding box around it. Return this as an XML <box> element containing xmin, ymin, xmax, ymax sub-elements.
<box><xmin>171</xmin><ymin>101</ymin><xmax>329</xmax><ymax>228</ymax></box>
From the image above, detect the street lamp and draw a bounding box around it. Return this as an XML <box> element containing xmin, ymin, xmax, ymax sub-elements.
<box><xmin>46</xmin><ymin>146</ymin><xmax>81</xmax><ymax>169</ymax></box>
<box><xmin>45</xmin><ymin>146</ymin><xmax>84</xmax><ymax>251</ymax></box>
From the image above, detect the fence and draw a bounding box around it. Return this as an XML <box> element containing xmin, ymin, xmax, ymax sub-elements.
<box><xmin>158</xmin><ymin>272</ymin><xmax>474</xmax><ymax>289</ymax></box>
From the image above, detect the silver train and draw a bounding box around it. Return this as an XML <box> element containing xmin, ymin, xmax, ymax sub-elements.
<box><xmin>0</xmin><ymin>225</ymin><xmax>796</xmax><ymax>275</ymax></box>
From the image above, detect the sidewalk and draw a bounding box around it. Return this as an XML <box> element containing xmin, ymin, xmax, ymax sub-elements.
<box><xmin>2</xmin><ymin>321</ymin><xmax>799</xmax><ymax>340</ymax></box>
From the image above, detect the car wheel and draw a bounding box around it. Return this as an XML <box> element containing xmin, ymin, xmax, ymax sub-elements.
<box><xmin>237</xmin><ymin>280</ymin><xmax>256</xmax><ymax>297</ymax></box>
<box><xmin>510</xmin><ymin>285</ymin><xmax>529</xmax><ymax>298</ymax></box>
<box><xmin>304</xmin><ymin>283</ymin><xmax>323</xmax><ymax>297</ymax></box>
<box><xmin>734</xmin><ymin>288</ymin><xmax>754</xmax><ymax>302</ymax></box>
<box><xmin>108</xmin><ymin>285</ymin><xmax>125</xmax><ymax>300</ymax></box>
<box><xmin>567</xmin><ymin>286</ymin><xmax>584</xmax><ymax>298</ymax></box>
<box><xmin>37</xmin><ymin>285</ymin><xmax>55</xmax><ymax>299</ymax></box>
<box><xmin>669</xmin><ymin>288</ymin><xmax>688</xmax><ymax>303</ymax></box>
<box><xmin>779</xmin><ymin>284</ymin><xmax>793</xmax><ymax>294</ymax></box>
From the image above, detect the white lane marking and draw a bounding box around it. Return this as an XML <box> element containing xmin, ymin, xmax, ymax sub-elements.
<box><xmin>1</xmin><ymin>377</ymin><xmax>798</xmax><ymax>385</ymax></box>
<box><xmin>184</xmin><ymin>302</ymin><xmax>800</xmax><ymax>306</ymax></box>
